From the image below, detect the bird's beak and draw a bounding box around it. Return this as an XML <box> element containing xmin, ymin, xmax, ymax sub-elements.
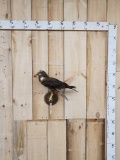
<box><xmin>34</xmin><ymin>73</ymin><xmax>38</xmax><ymax>78</ymax></box>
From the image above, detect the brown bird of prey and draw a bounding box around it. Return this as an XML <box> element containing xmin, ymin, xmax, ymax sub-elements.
<box><xmin>34</xmin><ymin>70</ymin><xmax>78</xmax><ymax>100</ymax></box>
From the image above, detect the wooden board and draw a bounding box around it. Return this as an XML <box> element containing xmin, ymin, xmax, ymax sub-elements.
<box><xmin>87</xmin><ymin>0</ymin><xmax>107</xmax><ymax>119</ymax></box>
<box><xmin>0</xmin><ymin>1</ymin><xmax>13</xmax><ymax>159</ymax></box>
<box><xmin>0</xmin><ymin>30</ymin><xmax>13</xmax><ymax>160</ymax></box>
<box><xmin>13</xmin><ymin>121</ymin><xmax>27</xmax><ymax>160</ymax></box>
<box><xmin>32</xmin><ymin>0</ymin><xmax>48</xmax><ymax>119</ymax></box>
<box><xmin>67</xmin><ymin>119</ymin><xmax>85</xmax><ymax>160</ymax></box>
<box><xmin>87</xmin><ymin>32</ymin><xmax>107</xmax><ymax>118</ymax></box>
<box><xmin>12</xmin><ymin>0</ymin><xmax>32</xmax><ymax>120</ymax></box>
<box><xmin>0</xmin><ymin>0</ymin><xmax>11</xmax><ymax>20</ymax></box>
<box><xmin>86</xmin><ymin>120</ymin><xmax>105</xmax><ymax>160</ymax></box>
<box><xmin>64</xmin><ymin>0</ymin><xmax>87</xmax><ymax>119</ymax></box>
<box><xmin>88</xmin><ymin>0</ymin><xmax>106</xmax><ymax>21</ymax></box>
<box><xmin>27</xmin><ymin>121</ymin><xmax>47</xmax><ymax>160</ymax></box>
<box><xmin>48</xmin><ymin>0</ymin><xmax>64</xmax><ymax>119</ymax></box>
<box><xmin>48</xmin><ymin>120</ymin><xmax>66</xmax><ymax>160</ymax></box>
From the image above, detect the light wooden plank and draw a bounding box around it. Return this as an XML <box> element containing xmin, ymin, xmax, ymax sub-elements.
<box><xmin>64</xmin><ymin>31</ymin><xmax>86</xmax><ymax>119</ymax></box>
<box><xmin>0</xmin><ymin>31</ymin><xmax>13</xmax><ymax>160</ymax></box>
<box><xmin>88</xmin><ymin>0</ymin><xmax>106</xmax><ymax>22</ymax></box>
<box><xmin>87</xmin><ymin>32</ymin><xmax>107</xmax><ymax>118</ymax></box>
<box><xmin>0</xmin><ymin>0</ymin><xmax>11</xmax><ymax>20</ymax></box>
<box><xmin>86</xmin><ymin>120</ymin><xmax>105</xmax><ymax>160</ymax></box>
<box><xmin>48</xmin><ymin>0</ymin><xmax>64</xmax><ymax>119</ymax></box>
<box><xmin>48</xmin><ymin>120</ymin><xmax>66</xmax><ymax>160</ymax></box>
<box><xmin>11</xmin><ymin>0</ymin><xmax>31</xmax><ymax>20</ymax></box>
<box><xmin>27</xmin><ymin>121</ymin><xmax>47</xmax><ymax>160</ymax></box>
<box><xmin>64</xmin><ymin>0</ymin><xmax>87</xmax><ymax>119</ymax></box>
<box><xmin>0</xmin><ymin>0</ymin><xmax>13</xmax><ymax>159</ymax></box>
<box><xmin>32</xmin><ymin>0</ymin><xmax>48</xmax><ymax>119</ymax></box>
<box><xmin>12</xmin><ymin>0</ymin><xmax>32</xmax><ymax>120</ymax></box>
<box><xmin>87</xmin><ymin>0</ymin><xmax>107</xmax><ymax>119</ymax></box>
<box><xmin>107</xmin><ymin>0</ymin><xmax>118</xmax><ymax>24</ymax></box>
<box><xmin>64</xmin><ymin>0</ymin><xmax>87</xmax><ymax>21</ymax></box>
<box><xmin>67</xmin><ymin>119</ymin><xmax>85</xmax><ymax>160</ymax></box>
<box><xmin>13</xmin><ymin>121</ymin><xmax>27</xmax><ymax>160</ymax></box>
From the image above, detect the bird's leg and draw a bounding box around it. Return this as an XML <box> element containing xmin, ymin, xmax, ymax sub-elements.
<box><xmin>49</xmin><ymin>91</ymin><xmax>54</xmax><ymax>102</ymax></box>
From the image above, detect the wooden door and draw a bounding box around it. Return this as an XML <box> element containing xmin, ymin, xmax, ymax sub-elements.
<box><xmin>0</xmin><ymin>0</ymin><xmax>109</xmax><ymax>160</ymax></box>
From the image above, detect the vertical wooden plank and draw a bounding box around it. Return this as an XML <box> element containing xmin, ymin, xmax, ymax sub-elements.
<box><xmin>48</xmin><ymin>120</ymin><xmax>66</xmax><ymax>160</ymax></box>
<box><xmin>86</xmin><ymin>120</ymin><xmax>105</xmax><ymax>160</ymax></box>
<box><xmin>87</xmin><ymin>32</ymin><xmax>107</xmax><ymax>118</ymax></box>
<box><xmin>64</xmin><ymin>0</ymin><xmax>87</xmax><ymax>119</ymax></box>
<box><xmin>32</xmin><ymin>0</ymin><xmax>48</xmax><ymax>120</ymax></box>
<box><xmin>107</xmin><ymin>1</ymin><xmax>120</xmax><ymax>159</ymax></box>
<box><xmin>88</xmin><ymin>0</ymin><xmax>106</xmax><ymax>21</ymax></box>
<box><xmin>27</xmin><ymin>121</ymin><xmax>47</xmax><ymax>160</ymax></box>
<box><xmin>0</xmin><ymin>0</ymin><xmax>13</xmax><ymax>159</ymax></box>
<box><xmin>87</xmin><ymin>1</ymin><xmax>106</xmax><ymax>159</ymax></box>
<box><xmin>13</xmin><ymin>121</ymin><xmax>27</xmax><ymax>160</ymax></box>
<box><xmin>87</xmin><ymin>0</ymin><xmax>107</xmax><ymax>119</ymax></box>
<box><xmin>48</xmin><ymin>0</ymin><xmax>64</xmax><ymax>119</ymax></box>
<box><xmin>64</xmin><ymin>0</ymin><xmax>87</xmax><ymax>21</ymax></box>
<box><xmin>67</xmin><ymin>120</ymin><xmax>85</xmax><ymax>160</ymax></box>
<box><xmin>12</xmin><ymin>0</ymin><xmax>32</xmax><ymax>120</ymax></box>
<box><xmin>0</xmin><ymin>0</ymin><xmax>11</xmax><ymax>20</ymax></box>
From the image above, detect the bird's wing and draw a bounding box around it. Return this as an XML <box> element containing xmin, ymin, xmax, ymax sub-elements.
<box><xmin>41</xmin><ymin>77</ymin><xmax>65</xmax><ymax>89</ymax></box>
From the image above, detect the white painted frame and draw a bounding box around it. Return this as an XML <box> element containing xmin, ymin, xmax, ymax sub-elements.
<box><xmin>0</xmin><ymin>20</ymin><xmax>117</xmax><ymax>160</ymax></box>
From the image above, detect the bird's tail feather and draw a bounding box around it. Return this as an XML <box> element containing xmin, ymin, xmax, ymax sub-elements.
<box><xmin>71</xmin><ymin>88</ymin><xmax>78</xmax><ymax>92</ymax></box>
<box><xmin>68</xmin><ymin>86</ymin><xmax>78</xmax><ymax>92</ymax></box>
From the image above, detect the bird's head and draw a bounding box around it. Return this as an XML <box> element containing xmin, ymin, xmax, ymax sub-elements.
<box><xmin>34</xmin><ymin>70</ymin><xmax>49</xmax><ymax>78</ymax></box>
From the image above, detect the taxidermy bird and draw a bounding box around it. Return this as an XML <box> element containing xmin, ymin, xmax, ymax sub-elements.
<box><xmin>34</xmin><ymin>70</ymin><xmax>78</xmax><ymax>101</ymax></box>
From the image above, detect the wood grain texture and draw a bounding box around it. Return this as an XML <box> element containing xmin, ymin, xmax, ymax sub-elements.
<box><xmin>0</xmin><ymin>0</ymin><xmax>11</xmax><ymax>19</ymax></box>
<box><xmin>67</xmin><ymin>120</ymin><xmax>85</xmax><ymax>160</ymax></box>
<box><xmin>86</xmin><ymin>120</ymin><xmax>105</xmax><ymax>160</ymax></box>
<box><xmin>13</xmin><ymin>121</ymin><xmax>27</xmax><ymax>160</ymax></box>
<box><xmin>64</xmin><ymin>0</ymin><xmax>87</xmax><ymax>119</ymax></box>
<box><xmin>27</xmin><ymin>121</ymin><xmax>47</xmax><ymax>160</ymax></box>
<box><xmin>87</xmin><ymin>32</ymin><xmax>107</xmax><ymax>118</ymax></box>
<box><xmin>48</xmin><ymin>0</ymin><xmax>64</xmax><ymax>119</ymax></box>
<box><xmin>64</xmin><ymin>0</ymin><xmax>87</xmax><ymax>21</ymax></box>
<box><xmin>12</xmin><ymin>0</ymin><xmax>32</xmax><ymax>120</ymax></box>
<box><xmin>88</xmin><ymin>0</ymin><xmax>106</xmax><ymax>21</ymax></box>
<box><xmin>0</xmin><ymin>0</ymin><xmax>13</xmax><ymax>159</ymax></box>
<box><xmin>48</xmin><ymin>120</ymin><xmax>66</xmax><ymax>160</ymax></box>
<box><xmin>0</xmin><ymin>31</ymin><xmax>13</xmax><ymax>160</ymax></box>
<box><xmin>32</xmin><ymin>0</ymin><xmax>48</xmax><ymax>119</ymax></box>
<box><xmin>11</xmin><ymin>0</ymin><xmax>31</xmax><ymax>20</ymax></box>
<box><xmin>87</xmin><ymin>0</ymin><xmax>107</xmax><ymax>118</ymax></box>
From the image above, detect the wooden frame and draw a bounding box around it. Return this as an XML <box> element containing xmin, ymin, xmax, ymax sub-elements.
<box><xmin>0</xmin><ymin>20</ymin><xmax>117</xmax><ymax>160</ymax></box>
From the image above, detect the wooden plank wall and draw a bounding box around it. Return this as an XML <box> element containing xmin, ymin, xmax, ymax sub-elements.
<box><xmin>0</xmin><ymin>0</ymin><xmax>120</xmax><ymax>160</ymax></box>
